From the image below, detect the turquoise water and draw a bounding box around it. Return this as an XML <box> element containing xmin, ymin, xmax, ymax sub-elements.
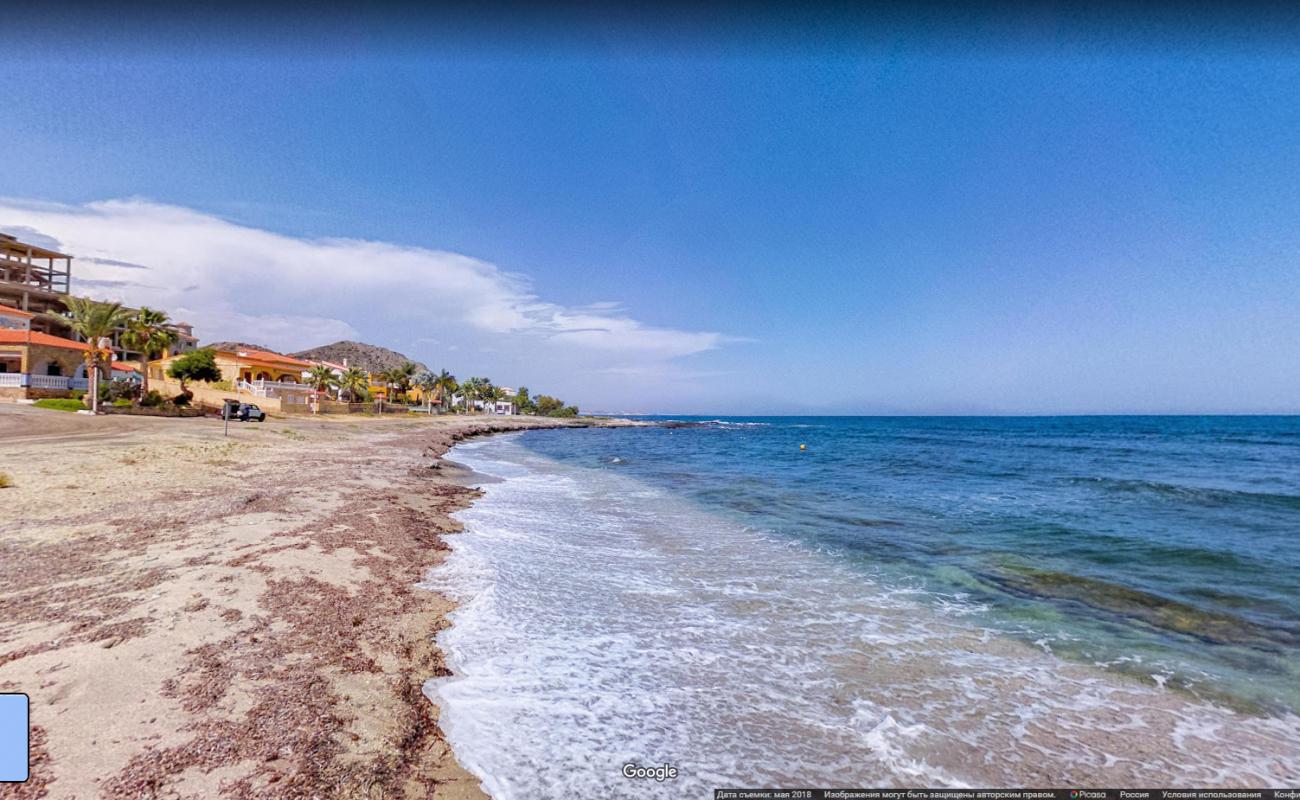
<box><xmin>428</xmin><ymin>417</ymin><xmax>1300</xmax><ymax>795</ymax></box>
<box><xmin>520</xmin><ymin>416</ymin><xmax>1300</xmax><ymax>715</ymax></box>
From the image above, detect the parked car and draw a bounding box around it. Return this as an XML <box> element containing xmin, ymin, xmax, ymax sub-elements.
<box><xmin>221</xmin><ymin>399</ymin><xmax>266</xmax><ymax>422</ymax></box>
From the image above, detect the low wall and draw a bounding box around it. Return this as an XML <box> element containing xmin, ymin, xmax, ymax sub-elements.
<box><xmin>280</xmin><ymin>399</ymin><xmax>366</xmax><ymax>415</ymax></box>
<box><xmin>153</xmin><ymin>379</ymin><xmax>285</xmax><ymax>414</ymax></box>
<box><xmin>101</xmin><ymin>405</ymin><xmax>206</xmax><ymax>418</ymax></box>
<box><xmin>27</xmin><ymin>386</ymin><xmax>77</xmax><ymax>400</ymax></box>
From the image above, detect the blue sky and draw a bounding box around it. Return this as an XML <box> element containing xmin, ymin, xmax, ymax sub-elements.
<box><xmin>3</xmin><ymin>6</ymin><xmax>1300</xmax><ymax>413</ymax></box>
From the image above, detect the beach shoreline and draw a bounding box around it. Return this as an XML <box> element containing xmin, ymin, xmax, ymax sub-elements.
<box><xmin>0</xmin><ymin>404</ymin><xmax>638</xmax><ymax>798</ymax></box>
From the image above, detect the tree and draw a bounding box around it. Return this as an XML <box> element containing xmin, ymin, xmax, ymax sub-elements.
<box><xmin>306</xmin><ymin>364</ymin><xmax>338</xmax><ymax>406</ymax></box>
<box><xmin>433</xmin><ymin>370</ymin><xmax>457</xmax><ymax>413</ymax></box>
<box><xmin>50</xmin><ymin>297</ymin><xmax>132</xmax><ymax>414</ymax></box>
<box><xmin>514</xmin><ymin>386</ymin><xmax>534</xmax><ymax>414</ymax></box>
<box><xmin>119</xmin><ymin>306</ymin><xmax>177</xmax><ymax>402</ymax></box>
<box><xmin>483</xmin><ymin>384</ymin><xmax>507</xmax><ymax>413</ymax></box>
<box><xmin>378</xmin><ymin>362</ymin><xmax>417</xmax><ymax>403</ymax></box>
<box><xmin>460</xmin><ymin>376</ymin><xmax>491</xmax><ymax>413</ymax></box>
<box><xmin>412</xmin><ymin>370</ymin><xmax>439</xmax><ymax>413</ymax></box>
<box><xmin>534</xmin><ymin>394</ymin><xmax>564</xmax><ymax>416</ymax></box>
<box><xmin>457</xmin><ymin>377</ymin><xmax>478</xmax><ymax>412</ymax></box>
<box><xmin>338</xmin><ymin>367</ymin><xmax>369</xmax><ymax>402</ymax></box>
<box><xmin>391</xmin><ymin>361</ymin><xmax>417</xmax><ymax>403</ymax></box>
<box><xmin>166</xmin><ymin>348</ymin><xmax>221</xmax><ymax>394</ymax></box>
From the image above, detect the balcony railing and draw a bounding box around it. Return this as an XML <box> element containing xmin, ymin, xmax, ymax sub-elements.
<box><xmin>0</xmin><ymin>374</ymin><xmax>124</xmax><ymax>391</ymax></box>
<box><xmin>237</xmin><ymin>379</ymin><xmax>314</xmax><ymax>399</ymax></box>
<box><xmin>29</xmin><ymin>374</ymin><xmax>72</xmax><ymax>389</ymax></box>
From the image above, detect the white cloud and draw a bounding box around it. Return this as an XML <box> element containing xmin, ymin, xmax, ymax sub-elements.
<box><xmin>0</xmin><ymin>197</ymin><xmax>734</xmax><ymax>365</ymax></box>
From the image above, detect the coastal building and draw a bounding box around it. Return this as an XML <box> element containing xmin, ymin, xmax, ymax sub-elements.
<box><xmin>0</xmin><ymin>233</ymin><xmax>73</xmax><ymax>335</ymax></box>
<box><xmin>0</xmin><ymin>306</ymin><xmax>143</xmax><ymax>401</ymax></box>
<box><xmin>0</xmin><ymin>329</ymin><xmax>90</xmax><ymax>400</ymax></box>
<box><xmin>367</xmin><ymin>376</ymin><xmax>388</xmax><ymax>400</ymax></box>
<box><xmin>149</xmin><ymin>346</ymin><xmax>314</xmax><ymax>404</ymax></box>
<box><xmin>493</xmin><ymin>386</ymin><xmax>518</xmax><ymax>414</ymax></box>
<box><xmin>0</xmin><ymin>232</ymin><xmax>198</xmax><ymax>360</ymax></box>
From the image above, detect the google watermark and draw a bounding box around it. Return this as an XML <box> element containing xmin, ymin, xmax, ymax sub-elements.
<box><xmin>623</xmin><ymin>762</ymin><xmax>679</xmax><ymax>782</ymax></box>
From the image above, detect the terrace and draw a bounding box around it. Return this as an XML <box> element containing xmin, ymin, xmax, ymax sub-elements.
<box><xmin>0</xmin><ymin>233</ymin><xmax>72</xmax><ymax>297</ymax></box>
<box><xmin>0</xmin><ymin>234</ymin><xmax>74</xmax><ymax>336</ymax></box>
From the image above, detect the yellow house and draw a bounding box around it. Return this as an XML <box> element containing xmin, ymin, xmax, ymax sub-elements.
<box><xmin>148</xmin><ymin>347</ymin><xmax>319</xmax><ymax>410</ymax></box>
<box><xmin>149</xmin><ymin>347</ymin><xmax>312</xmax><ymax>386</ymax></box>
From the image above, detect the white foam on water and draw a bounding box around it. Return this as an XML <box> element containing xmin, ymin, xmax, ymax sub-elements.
<box><xmin>424</xmin><ymin>435</ymin><xmax>1300</xmax><ymax>799</ymax></box>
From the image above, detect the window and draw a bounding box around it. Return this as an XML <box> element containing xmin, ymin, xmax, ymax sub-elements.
<box><xmin>46</xmin><ymin>362</ymin><xmax>63</xmax><ymax>376</ymax></box>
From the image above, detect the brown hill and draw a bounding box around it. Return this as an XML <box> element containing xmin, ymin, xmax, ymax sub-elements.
<box><xmin>203</xmin><ymin>341</ymin><xmax>280</xmax><ymax>354</ymax></box>
<box><xmin>290</xmin><ymin>340</ymin><xmax>428</xmax><ymax>374</ymax></box>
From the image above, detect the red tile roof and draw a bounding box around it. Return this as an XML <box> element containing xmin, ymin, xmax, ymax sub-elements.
<box><xmin>0</xmin><ymin>330</ymin><xmax>90</xmax><ymax>350</ymax></box>
<box><xmin>0</xmin><ymin>306</ymin><xmax>36</xmax><ymax>319</ymax></box>
<box><xmin>111</xmin><ymin>361</ymin><xmax>139</xmax><ymax>372</ymax></box>
<box><xmin>219</xmin><ymin>348</ymin><xmax>313</xmax><ymax>369</ymax></box>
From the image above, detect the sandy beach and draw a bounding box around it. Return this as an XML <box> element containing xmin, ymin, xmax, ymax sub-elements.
<box><xmin>0</xmin><ymin>405</ymin><xmax>635</xmax><ymax>799</ymax></box>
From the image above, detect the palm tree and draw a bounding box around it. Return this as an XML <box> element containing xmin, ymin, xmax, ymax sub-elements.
<box><xmin>306</xmin><ymin>364</ymin><xmax>338</xmax><ymax>409</ymax></box>
<box><xmin>412</xmin><ymin>370</ymin><xmax>438</xmax><ymax>413</ymax></box>
<box><xmin>380</xmin><ymin>367</ymin><xmax>403</xmax><ymax>403</ymax></box>
<box><xmin>50</xmin><ymin>297</ymin><xmax>132</xmax><ymax>413</ymax></box>
<box><xmin>119</xmin><ymin>306</ymin><xmax>177</xmax><ymax>401</ymax></box>
<box><xmin>390</xmin><ymin>361</ymin><xmax>417</xmax><ymax>403</ymax></box>
<box><xmin>338</xmin><ymin>367</ymin><xmax>368</xmax><ymax>402</ymax></box>
<box><xmin>460</xmin><ymin>376</ymin><xmax>487</xmax><ymax>413</ymax></box>
<box><xmin>487</xmin><ymin>384</ymin><xmax>508</xmax><ymax>413</ymax></box>
<box><xmin>433</xmin><ymin>370</ymin><xmax>457</xmax><ymax>413</ymax></box>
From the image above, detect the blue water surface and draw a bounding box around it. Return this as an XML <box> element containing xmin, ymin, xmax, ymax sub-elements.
<box><xmin>516</xmin><ymin>416</ymin><xmax>1300</xmax><ymax>715</ymax></box>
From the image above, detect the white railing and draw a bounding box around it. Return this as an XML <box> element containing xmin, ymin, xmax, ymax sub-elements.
<box><xmin>236</xmin><ymin>379</ymin><xmax>267</xmax><ymax>396</ymax></box>
<box><xmin>0</xmin><ymin>373</ymin><xmax>21</xmax><ymax>387</ymax></box>
<box><xmin>69</xmin><ymin>377</ymin><xmax>89</xmax><ymax>390</ymax></box>
<box><xmin>238</xmin><ymin>379</ymin><xmax>313</xmax><ymax>399</ymax></box>
<box><xmin>29</xmin><ymin>374</ymin><xmax>71</xmax><ymax>389</ymax></box>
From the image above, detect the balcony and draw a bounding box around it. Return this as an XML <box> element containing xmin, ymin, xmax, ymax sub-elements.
<box><xmin>237</xmin><ymin>379</ymin><xmax>315</xmax><ymax>401</ymax></box>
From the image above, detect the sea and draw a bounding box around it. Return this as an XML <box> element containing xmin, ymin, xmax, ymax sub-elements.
<box><xmin>422</xmin><ymin>416</ymin><xmax>1300</xmax><ymax>798</ymax></box>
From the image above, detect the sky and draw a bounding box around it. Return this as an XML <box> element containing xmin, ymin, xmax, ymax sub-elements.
<box><xmin>3</xmin><ymin>3</ymin><xmax>1300</xmax><ymax>414</ymax></box>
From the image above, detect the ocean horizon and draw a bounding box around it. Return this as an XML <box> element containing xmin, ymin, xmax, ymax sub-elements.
<box><xmin>428</xmin><ymin>415</ymin><xmax>1300</xmax><ymax>796</ymax></box>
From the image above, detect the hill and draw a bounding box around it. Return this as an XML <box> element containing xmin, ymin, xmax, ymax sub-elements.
<box><xmin>202</xmin><ymin>341</ymin><xmax>281</xmax><ymax>354</ymax></box>
<box><xmin>290</xmin><ymin>340</ymin><xmax>428</xmax><ymax>374</ymax></box>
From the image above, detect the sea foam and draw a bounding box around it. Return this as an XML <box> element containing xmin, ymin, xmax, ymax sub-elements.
<box><xmin>424</xmin><ymin>434</ymin><xmax>1300</xmax><ymax>799</ymax></box>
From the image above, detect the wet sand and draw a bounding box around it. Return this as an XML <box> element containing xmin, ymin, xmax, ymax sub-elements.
<box><xmin>0</xmin><ymin>405</ymin><xmax>637</xmax><ymax>799</ymax></box>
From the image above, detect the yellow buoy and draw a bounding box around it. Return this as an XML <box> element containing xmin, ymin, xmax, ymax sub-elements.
<box><xmin>799</xmin><ymin>443</ymin><xmax>807</xmax><ymax>451</ymax></box>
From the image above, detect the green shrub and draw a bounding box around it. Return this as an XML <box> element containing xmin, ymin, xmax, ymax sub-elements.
<box><xmin>140</xmin><ymin>390</ymin><xmax>164</xmax><ymax>407</ymax></box>
<box><xmin>171</xmin><ymin>393</ymin><xmax>192</xmax><ymax>407</ymax></box>
<box><xmin>107</xmin><ymin>380</ymin><xmax>141</xmax><ymax>403</ymax></box>
<box><xmin>34</xmin><ymin>398</ymin><xmax>87</xmax><ymax>412</ymax></box>
<box><xmin>112</xmin><ymin>398</ymin><xmax>132</xmax><ymax>407</ymax></box>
